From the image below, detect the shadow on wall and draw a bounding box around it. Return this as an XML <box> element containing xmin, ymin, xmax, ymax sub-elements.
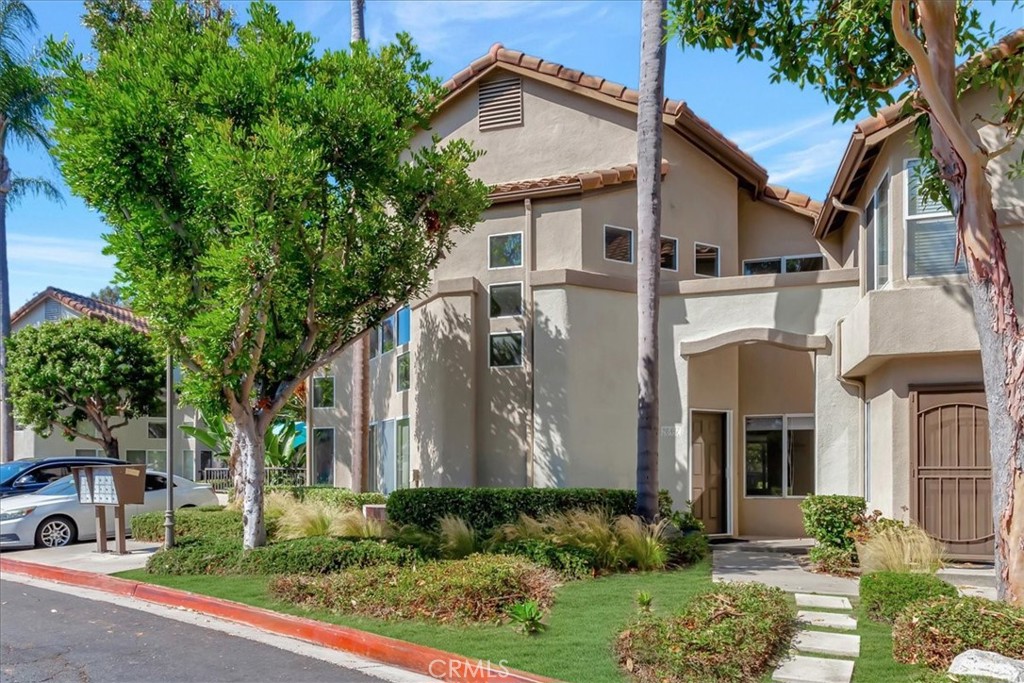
<box><xmin>530</xmin><ymin>305</ymin><xmax>568</xmax><ymax>488</ymax></box>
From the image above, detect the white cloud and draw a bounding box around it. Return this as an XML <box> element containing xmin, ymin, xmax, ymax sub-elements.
<box><xmin>7</xmin><ymin>233</ymin><xmax>116</xmax><ymax>272</ymax></box>
<box><xmin>729</xmin><ymin>111</ymin><xmax>836</xmax><ymax>154</ymax></box>
<box><xmin>765</xmin><ymin>134</ymin><xmax>850</xmax><ymax>185</ymax></box>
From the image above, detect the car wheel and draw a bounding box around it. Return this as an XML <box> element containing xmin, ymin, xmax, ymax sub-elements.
<box><xmin>35</xmin><ymin>516</ymin><xmax>78</xmax><ymax>548</ymax></box>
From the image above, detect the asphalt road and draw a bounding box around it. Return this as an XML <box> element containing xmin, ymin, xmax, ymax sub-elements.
<box><xmin>0</xmin><ymin>580</ymin><xmax>383</xmax><ymax>683</ymax></box>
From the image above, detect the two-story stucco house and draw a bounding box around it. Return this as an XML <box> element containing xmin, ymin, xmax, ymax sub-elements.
<box><xmin>307</xmin><ymin>36</ymin><xmax>1023</xmax><ymax>559</ymax></box>
<box><xmin>9</xmin><ymin>287</ymin><xmax>209</xmax><ymax>477</ymax></box>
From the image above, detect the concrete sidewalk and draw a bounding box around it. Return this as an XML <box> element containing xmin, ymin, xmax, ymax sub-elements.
<box><xmin>712</xmin><ymin>546</ymin><xmax>859</xmax><ymax>596</ymax></box>
<box><xmin>0</xmin><ymin>540</ymin><xmax>158</xmax><ymax>575</ymax></box>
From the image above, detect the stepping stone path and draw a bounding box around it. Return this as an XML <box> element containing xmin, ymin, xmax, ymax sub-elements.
<box><xmin>772</xmin><ymin>593</ymin><xmax>861</xmax><ymax>683</ymax></box>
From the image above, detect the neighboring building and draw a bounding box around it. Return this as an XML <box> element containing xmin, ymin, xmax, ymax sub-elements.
<box><xmin>9</xmin><ymin>287</ymin><xmax>208</xmax><ymax>478</ymax></box>
<box><xmin>309</xmin><ymin>36</ymin><xmax>1024</xmax><ymax>557</ymax></box>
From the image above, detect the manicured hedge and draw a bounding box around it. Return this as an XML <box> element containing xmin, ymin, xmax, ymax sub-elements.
<box><xmin>799</xmin><ymin>495</ymin><xmax>866</xmax><ymax>551</ymax></box>
<box><xmin>132</xmin><ymin>507</ymin><xmax>256</xmax><ymax>542</ymax></box>
<box><xmin>145</xmin><ymin>537</ymin><xmax>422</xmax><ymax>575</ymax></box>
<box><xmin>617</xmin><ymin>582</ymin><xmax>793</xmax><ymax>682</ymax></box>
<box><xmin>893</xmin><ymin>596</ymin><xmax>1024</xmax><ymax>669</ymax></box>
<box><xmin>268</xmin><ymin>486</ymin><xmax>386</xmax><ymax>509</ymax></box>
<box><xmin>270</xmin><ymin>555</ymin><xmax>556</xmax><ymax>623</ymax></box>
<box><xmin>860</xmin><ymin>571</ymin><xmax>957</xmax><ymax>623</ymax></box>
<box><xmin>387</xmin><ymin>488</ymin><xmax>674</xmax><ymax>534</ymax></box>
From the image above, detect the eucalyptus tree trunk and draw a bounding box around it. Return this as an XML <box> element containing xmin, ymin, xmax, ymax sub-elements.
<box><xmin>894</xmin><ymin>0</ymin><xmax>1024</xmax><ymax>603</ymax></box>
<box><xmin>233</xmin><ymin>409</ymin><xmax>266</xmax><ymax>549</ymax></box>
<box><xmin>635</xmin><ymin>0</ymin><xmax>667</xmax><ymax>521</ymax></box>
<box><xmin>0</xmin><ymin>155</ymin><xmax>12</xmax><ymax>462</ymax></box>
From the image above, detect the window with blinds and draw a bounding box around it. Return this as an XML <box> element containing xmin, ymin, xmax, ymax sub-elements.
<box><xmin>478</xmin><ymin>77</ymin><xmax>523</xmax><ymax>131</ymax></box>
<box><xmin>906</xmin><ymin>159</ymin><xmax>965</xmax><ymax>277</ymax></box>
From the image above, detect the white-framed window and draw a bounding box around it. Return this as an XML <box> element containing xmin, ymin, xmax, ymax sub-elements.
<box><xmin>312</xmin><ymin>427</ymin><xmax>334</xmax><ymax>486</ymax></box>
<box><xmin>604</xmin><ymin>225</ymin><xmax>634</xmax><ymax>263</ymax></box>
<box><xmin>489</xmin><ymin>332</ymin><xmax>523</xmax><ymax>368</ymax></box>
<box><xmin>75</xmin><ymin>448</ymin><xmax>101</xmax><ymax>456</ymax></box>
<box><xmin>148</xmin><ymin>421</ymin><xmax>168</xmax><ymax>439</ymax></box>
<box><xmin>867</xmin><ymin>174</ymin><xmax>891</xmax><ymax>290</ymax></box>
<box><xmin>661</xmin><ymin>237</ymin><xmax>679</xmax><ymax>271</ymax></box>
<box><xmin>369</xmin><ymin>305</ymin><xmax>411</xmax><ymax>359</ymax></box>
<box><xmin>489</xmin><ymin>232</ymin><xmax>523</xmax><ymax>269</ymax></box>
<box><xmin>863</xmin><ymin>400</ymin><xmax>872</xmax><ymax>503</ymax></box>
<box><xmin>489</xmin><ymin>282</ymin><xmax>523</xmax><ymax>318</ymax></box>
<box><xmin>396</xmin><ymin>417</ymin><xmax>411</xmax><ymax>490</ymax></box>
<box><xmin>312</xmin><ymin>376</ymin><xmax>335</xmax><ymax>408</ymax></box>
<box><xmin>744</xmin><ymin>414</ymin><xmax>815</xmax><ymax>498</ymax></box>
<box><xmin>396</xmin><ymin>352</ymin><xmax>411</xmax><ymax>392</ymax></box>
<box><xmin>905</xmin><ymin>159</ymin><xmax>965</xmax><ymax>277</ymax></box>
<box><xmin>694</xmin><ymin>242</ymin><xmax>720</xmax><ymax>277</ymax></box>
<box><xmin>742</xmin><ymin>254</ymin><xmax>825</xmax><ymax>276</ymax></box>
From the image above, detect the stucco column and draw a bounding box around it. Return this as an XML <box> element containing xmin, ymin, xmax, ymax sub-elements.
<box><xmin>814</xmin><ymin>338</ymin><xmax>862</xmax><ymax>496</ymax></box>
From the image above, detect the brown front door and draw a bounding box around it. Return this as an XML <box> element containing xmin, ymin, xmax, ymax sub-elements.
<box><xmin>691</xmin><ymin>412</ymin><xmax>727</xmax><ymax>534</ymax></box>
<box><xmin>911</xmin><ymin>387</ymin><xmax>994</xmax><ymax>561</ymax></box>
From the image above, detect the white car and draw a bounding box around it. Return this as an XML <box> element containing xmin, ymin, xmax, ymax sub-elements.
<box><xmin>0</xmin><ymin>472</ymin><xmax>218</xmax><ymax>549</ymax></box>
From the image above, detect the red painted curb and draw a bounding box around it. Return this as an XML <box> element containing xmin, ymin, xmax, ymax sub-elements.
<box><xmin>0</xmin><ymin>557</ymin><xmax>560</xmax><ymax>683</ymax></box>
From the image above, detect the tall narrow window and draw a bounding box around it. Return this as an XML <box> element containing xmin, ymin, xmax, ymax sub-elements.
<box><xmin>604</xmin><ymin>226</ymin><xmax>633</xmax><ymax>263</ymax></box>
<box><xmin>661</xmin><ymin>237</ymin><xmax>678</xmax><ymax>271</ymax></box>
<box><xmin>489</xmin><ymin>233</ymin><xmax>523</xmax><ymax>269</ymax></box>
<box><xmin>396</xmin><ymin>352</ymin><xmax>411</xmax><ymax>392</ymax></box>
<box><xmin>396</xmin><ymin>306</ymin><xmax>411</xmax><ymax>346</ymax></box>
<box><xmin>367</xmin><ymin>424</ymin><xmax>378</xmax><ymax>492</ymax></box>
<box><xmin>874</xmin><ymin>175</ymin><xmax>890</xmax><ymax>288</ymax></box>
<box><xmin>369</xmin><ymin>326</ymin><xmax>379</xmax><ymax>359</ymax></box>
<box><xmin>312</xmin><ymin>428</ymin><xmax>334</xmax><ymax>486</ymax></box>
<box><xmin>312</xmin><ymin>376</ymin><xmax>335</xmax><ymax>408</ymax></box>
<box><xmin>786</xmin><ymin>416</ymin><xmax>815</xmax><ymax>496</ymax></box>
<box><xmin>380</xmin><ymin>315</ymin><xmax>396</xmax><ymax>353</ymax></box>
<box><xmin>906</xmin><ymin>159</ymin><xmax>964</xmax><ymax>277</ymax></box>
<box><xmin>694</xmin><ymin>243</ymin><xmax>720</xmax><ymax>277</ymax></box>
<box><xmin>396</xmin><ymin>417</ymin><xmax>411</xmax><ymax>490</ymax></box>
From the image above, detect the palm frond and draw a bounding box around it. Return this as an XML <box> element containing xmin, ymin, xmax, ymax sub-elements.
<box><xmin>0</xmin><ymin>0</ymin><xmax>38</xmax><ymax>64</ymax></box>
<box><xmin>6</xmin><ymin>175</ymin><xmax>62</xmax><ymax>207</ymax></box>
<box><xmin>1</xmin><ymin>60</ymin><xmax>53</xmax><ymax>152</ymax></box>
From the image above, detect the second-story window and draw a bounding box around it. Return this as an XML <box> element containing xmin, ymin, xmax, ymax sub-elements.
<box><xmin>871</xmin><ymin>175</ymin><xmax>890</xmax><ymax>289</ymax></box>
<box><xmin>661</xmin><ymin>237</ymin><xmax>678</xmax><ymax>271</ymax></box>
<box><xmin>369</xmin><ymin>305</ymin><xmax>411</xmax><ymax>358</ymax></box>
<box><xmin>489</xmin><ymin>233</ymin><xmax>523</xmax><ymax>269</ymax></box>
<box><xmin>906</xmin><ymin>159</ymin><xmax>965</xmax><ymax>277</ymax></box>
<box><xmin>489</xmin><ymin>283</ymin><xmax>523</xmax><ymax>318</ymax></box>
<box><xmin>694</xmin><ymin>243</ymin><xmax>720</xmax><ymax>277</ymax></box>
<box><xmin>604</xmin><ymin>226</ymin><xmax>634</xmax><ymax>263</ymax></box>
<box><xmin>743</xmin><ymin>254</ymin><xmax>825</xmax><ymax>276</ymax></box>
<box><xmin>312</xmin><ymin>376</ymin><xmax>335</xmax><ymax>408</ymax></box>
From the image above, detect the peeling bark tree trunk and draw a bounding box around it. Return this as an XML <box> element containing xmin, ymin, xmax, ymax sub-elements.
<box><xmin>233</xmin><ymin>409</ymin><xmax>266</xmax><ymax>550</ymax></box>
<box><xmin>895</xmin><ymin>0</ymin><xmax>1024</xmax><ymax>603</ymax></box>
<box><xmin>635</xmin><ymin>0</ymin><xmax>667</xmax><ymax>522</ymax></box>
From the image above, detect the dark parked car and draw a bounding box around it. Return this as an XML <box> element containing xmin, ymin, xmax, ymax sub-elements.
<box><xmin>0</xmin><ymin>457</ymin><xmax>126</xmax><ymax>499</ymax></box>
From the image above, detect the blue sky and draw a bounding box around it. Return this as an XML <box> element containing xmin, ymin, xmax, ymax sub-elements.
<box><xmin>7</xmin><ymin>0</ymin><xmax>1022</xmax><ymax>309</ymax></box>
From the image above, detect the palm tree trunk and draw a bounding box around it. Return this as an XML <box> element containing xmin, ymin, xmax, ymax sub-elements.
<box><xmin>635</xmin><ymin>0</ymin><xmax>667</xmax><ymax>521</ymax></box>
<box><xmin>350</xmin><ymin>0</ymin><xmax>365</xmax><ymax>44</ymax></box>
<box><xmin>0</xmin><ymin>166</ymin><xmax>13</xmax><ymax>462</ymax></box>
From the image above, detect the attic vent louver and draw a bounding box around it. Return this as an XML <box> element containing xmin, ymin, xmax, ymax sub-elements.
<box><xmin>44</xmin><ymin>299</ymin><xmax>60</xmax><ymax>322</ymax></box>
<box><xmin>478</xmin><ymin>77</ymin><xmax>523</xmax><ymax>131</ymax></box>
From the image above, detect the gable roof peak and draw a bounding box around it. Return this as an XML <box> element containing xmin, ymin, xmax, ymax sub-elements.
<box><xmin>11</xmin><ymin>286</ymin><xmax>149</xmax><ymax>333</ymax></box>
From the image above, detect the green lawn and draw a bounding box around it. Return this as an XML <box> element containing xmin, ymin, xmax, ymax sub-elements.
<box><xmin>116</xmin><ymin>560</ymin><xmax>714</xmax><ymax>683</ymax></box>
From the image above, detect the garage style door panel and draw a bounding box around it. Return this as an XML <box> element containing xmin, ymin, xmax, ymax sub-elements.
<box><xmin>911</xmin><ymin>388</ymin><xmax>994</xmax><ymax>561</ymax></box>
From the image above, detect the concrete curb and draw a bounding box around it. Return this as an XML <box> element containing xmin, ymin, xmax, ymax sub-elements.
<box><xmin>0</xmin><ymin>557</ymin><xmax>559</xmax><ymax>683</ymax></box>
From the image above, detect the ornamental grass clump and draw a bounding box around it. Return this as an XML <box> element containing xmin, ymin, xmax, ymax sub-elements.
<box><xmin>615</xmin><ymin>516</ymin><xmax>669</xmax><ymax>571</ymax></box>
<box><xmin>333</xmin><ymin>510</ymin><xmax>391</xmax><ymax>539</ymax></box>
<box><xmin>269</xmin><ymin>555</ymin><xmax>556</xmax><ymax>624</ymax></box>
<box><xmin>858</xmin><ymin>524</ymin><xmax>945</xmax><ymax>575</ymax></box>
<box><xmin>275</xmin><ymin>500</ymin><xmax>343</xmax><ymax>540</ymax></box>
<box><xmin>438</xmin><ymin>515</ymin><xmax>480</xmax><ymax>559</ymax></box>
<box><xmin>617</xmin><ymin>582</ymin><xmax>793</xmax><ymax>682</ymax></box>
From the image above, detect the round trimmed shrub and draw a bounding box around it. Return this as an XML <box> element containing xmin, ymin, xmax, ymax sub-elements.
<box><xmin>893</xmin><ymin>596</ymin><xmax>1024</xmax><ymax>669</ymax></box>
<box><xmin>799</xmin><ymin>495</ymin><xmax>865</xmax><ymax>551</ymax></box>
<box><xmin>860</xmin><ymin>571</ymin><xmax>957</xmax><ymax>623</ymax></box>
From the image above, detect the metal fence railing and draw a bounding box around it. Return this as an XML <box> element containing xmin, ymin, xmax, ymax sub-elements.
<box><xmin>199</xmin><ymin>467</ymin><xmax>307</xmax><ymax>492</ymax></box>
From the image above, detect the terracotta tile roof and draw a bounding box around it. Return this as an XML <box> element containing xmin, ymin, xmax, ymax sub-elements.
<box><xmin>763</xmin><ymin>184</ymin><xmax>823</xmax><ymax>220</ymax></box>
<box><xmin>11</xmin><ymin>287</ymin><xmax>149</xmax><ymax>333</ymax></box>
<box><xmin>816</xmin><ymin>28</ymin><xmax>1024</xmax><ymax>237</ymax></box>
<box><xmin>488</xmin><ymin>161</ymin><xmax>669</xmax><ymax>203</ymax></box>
<box><xmin>443</xmin><ymin>43</ymin><xmax>769</xmax><ymax>193</ymax></box>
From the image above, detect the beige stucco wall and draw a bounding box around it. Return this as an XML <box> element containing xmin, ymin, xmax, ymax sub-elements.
<box><xmin>738</xmin><ymin>196</ymin><xmax>842</xmax><ymax>269</ymax></box>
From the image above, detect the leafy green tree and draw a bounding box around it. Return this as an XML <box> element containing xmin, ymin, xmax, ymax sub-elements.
<box><xmin>6</xmin><ymin>317</ymin><xmax>164</xmax><ymax>457</ymax></box>
<box><xmin>47</xmin><ymin>0</ymin><xmax>489</xmax><ymax>548</ymax></box>
<box><xmin>90</xmin><ymin>285</ymin><xmax>124</xmax><ymax>306</ymax></box>
<box><xmin>1</xmin><ymin>0</ymin><xmax>61</xmax><ymax>461</ymax></box>
<box><xmin>667</xmin><ymin>0</ymin><xmax>1023</xmax><ymax>602</ymax></box>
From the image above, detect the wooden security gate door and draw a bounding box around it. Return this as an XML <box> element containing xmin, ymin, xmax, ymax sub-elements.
<box><xmin>911</xmin><ymin>387</ymin><xmax>994</xmax><ymax>561</ymax></box>
<box><xmin>691</xmin><ymin>412</ymin><xmax>726</xmax><ymax>535</ymax></box>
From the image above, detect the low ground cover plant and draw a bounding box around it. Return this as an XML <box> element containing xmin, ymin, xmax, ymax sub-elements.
<box><xmin>859</xmin><ymin>571</ymin><xmax>957</xmax><ymax>623</ymax></box>
<box><xmin>893</xmin><ymin>596</ymin><xmax>1024</xmax><ymax>669</ymax></box>
<box><xmin>145</xmin><ymin>536</ymin><xmax>422</xmax><ymax>575</ymax></box>
<box><xmin>616</xmin><ymin>582</ymin><xmax>793</xmax><ymax>682</ymax></box>
<box><xmin>387</xmin><ymin>487</ymin><xmax>673</xmax><ymax>535</ymax></box>
<box><xmin>269</xmin><ymin>554</ymin><xmax>556</xmax><ymax>624</ymax></box>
